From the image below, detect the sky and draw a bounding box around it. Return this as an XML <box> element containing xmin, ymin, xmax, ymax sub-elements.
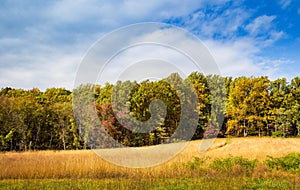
<box><xmin>0</xmin><ymin>0</ymin><xmax>299</xmax><ymax>90</ymax></box>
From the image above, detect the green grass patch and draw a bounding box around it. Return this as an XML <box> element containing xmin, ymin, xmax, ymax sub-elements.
<box><xmin>210</xmin><ymin>156</ymin><xmax>257</xmax><ymax>175</ymax></box>
<box><xmin>0</xmin><ymin>177</ymin><xmax>297</xmax><ymax>190</ymax></box>
<box><xmin>185</xmin><ymin>156</ymin><xmax>208</xmax><ymax>170</ymax></box>
<box><xmin>245</xmin><ymin>178</ymin><xmax>293</xmax><ymax>190</ymax></box>
<box><xmin>265</xmin><ymin>153</ymin><xmax>300</xmax><ymax>172</ymax></box>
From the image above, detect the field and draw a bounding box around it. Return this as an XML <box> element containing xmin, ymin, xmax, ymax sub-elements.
<box><xmin>1</xmin><ymin>137</ymin><xmax>300</xmax><ymax>189</ymax></box>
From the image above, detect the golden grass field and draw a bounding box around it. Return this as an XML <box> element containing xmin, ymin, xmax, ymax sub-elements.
<box><xmin>0</xmin><ymin>137</ymin><xmax>300</xmax><ymax>189</ymax></box>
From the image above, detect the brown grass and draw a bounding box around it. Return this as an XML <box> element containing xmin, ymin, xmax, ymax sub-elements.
<box><xmin>200</xmin><ymin>137</ymin><xmax>300</xmax><ymax>160</ymax></box>
<box><xmin>0</xmin><ymin>137</ymin><xmax>300</xmax><ymax>180</ymax></box>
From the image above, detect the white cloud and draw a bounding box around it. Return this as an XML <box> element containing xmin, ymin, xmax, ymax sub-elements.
<box><xmin>79</xmin><ymin>24</ymin><xmax>289</xmax><ymax>87</ymax></box>
<box><xmin>46</xmin><ymin>0</ymin><xmax>205</xmax><ymax>27</ymax></box>
<box><xmin>278</xmin><ymin>0</ymin><xmax>292</xmax><ymax>9</ymax></box>
<box><xmin>245</xmin><ymin>15</ymin><xmax>276</xmax><ymax>37</ymax></box>
<box><xmin>255</xmin><ymin>58</ymin><xmax>293</xmax><ymax>79</ymax></box>
<box><xmin>204</xmin><ymin>39</ymin><xmax>259</xmax><ymax>76</ymax></box>
<box><xmin>79</xmin><ymin>26</ymin><xmax>219</xmax><ymax>86</ymax></box>
<box><xmin>203</xmin><ymin>38</ymin><xmax>291</xmax><ymax>80</ymax></box>
<box><xmin>0</xmin><ymin>0</ymin><xmax>294</xmax><ymax>90</ymax></box>
<box><xmin>183</xmin><ymin>7</ymin><xmax>250</xmax><ymax>39</ymax></box>
<box><xmin>169</xmin><ymin>7</ymin><xmax>288</xmax><ymax>79</ymax></box>
<box><xmin>1</xmin><ymin>0</ymin><xmax>211</xmax><ymax>90</ymax></box>
<box><xmin>0</xmin><ymin>51</ymin><xmax>81</xmax><ymax>90</ymax></box>
<box><xmin>0</xmin><ymin>36</ymin><xmax>83</xmax><ymax>90</ymax></box>
<box><xmin>262</xmin><ymin>30</ymin><xmax>285</xmax><ymax>46</ymax></box>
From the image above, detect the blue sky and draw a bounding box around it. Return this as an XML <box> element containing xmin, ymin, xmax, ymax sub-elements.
<box><xmin>0</xmin><ymin>0</ymin><xmax>299</xmax><ymax>90</ymax></box>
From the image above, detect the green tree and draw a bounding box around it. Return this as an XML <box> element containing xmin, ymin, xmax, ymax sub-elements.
<box><xmin>226</xmin><ymin>77</ymin><xmax>252</xmax><ymax>136</ymax></box>
<box><xmin>187</xmin><ymin>72</ymin><xmax>210</xmax><ymax>139</ymax></box>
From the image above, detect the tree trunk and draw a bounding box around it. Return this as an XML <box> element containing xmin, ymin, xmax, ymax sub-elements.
<box><xmin>34</xmin><ymin>125</ymin><xmax>41</xmax><ymax>150</ymax></box>
<box><xmin>10</xmin><ymin>139</ymin><xmax>13</xmax><ymax>151</ymax></box>
<box><xmin>49</xmin><ymin>132</ymin><xmax>53</xmax><ymax>148</ymax></box>
<box><xmin>62</xmin><ymin>131</ymin><xmax>66</xmax><ymax>150</ymax></box>
<box><xmin>243</xmin><ymin>120</ymin><xmax>247</xmax><ymax>136</ymax></box>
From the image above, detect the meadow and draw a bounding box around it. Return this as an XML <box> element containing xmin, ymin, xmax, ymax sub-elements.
<box><xmin>1</xmin><ymin>137</ymin><xmax>300</xmax><ymax>189</ymax></box>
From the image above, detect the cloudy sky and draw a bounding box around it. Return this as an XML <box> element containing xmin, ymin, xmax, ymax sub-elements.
<box><xmin>0</xmin><ymin>0</ymin><xmax>299</xmax><ymax>90</ymax></box>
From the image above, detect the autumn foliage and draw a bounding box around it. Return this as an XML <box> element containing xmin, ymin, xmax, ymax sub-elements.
<box><xmin>0</xmin><ymin>72</ymin><xmax>300</xmax><ymax>151</ymax></box>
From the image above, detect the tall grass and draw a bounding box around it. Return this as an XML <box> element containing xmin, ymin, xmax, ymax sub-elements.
<box><xmin>0</xmin><ymin>138</ymin><xmax>300</xmax><ymax>189</ymax></box>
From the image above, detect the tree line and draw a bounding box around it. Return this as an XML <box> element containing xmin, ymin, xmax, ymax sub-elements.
<box><xmin>0</xmin><ymin>72</ymin><xmax>299</xmax><ymax>151</ymax></box>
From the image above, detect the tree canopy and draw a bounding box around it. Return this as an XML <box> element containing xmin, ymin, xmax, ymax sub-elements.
<box><xmin>0</xmin><ymin>73</ymin><xmax>299</xmax><ymax>151</ymax></box>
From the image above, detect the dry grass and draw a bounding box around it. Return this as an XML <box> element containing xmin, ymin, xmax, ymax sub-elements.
<box><xmin>0</xmin><ymin>137</ymin><xmax>300</xmax><ymax>180</ymax></box>
<box><xmin>200</xmin><ymin>137</ymin><xmax>300</xmax><ymax>160</ymax></box>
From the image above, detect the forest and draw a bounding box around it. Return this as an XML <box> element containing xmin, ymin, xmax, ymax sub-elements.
<box><xmin>0</xmin><ymin>72</ymin><xmax>299</xmax><ymax>151</ymax></box>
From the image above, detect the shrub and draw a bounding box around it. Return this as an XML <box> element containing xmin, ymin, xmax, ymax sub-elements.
<box><xmin>186</xmin><ymin>156</ymin><xmax>207</xmax><ymax>170</ymax></box>
<box><xmin>210</xmin><ymin>156</ymin><xmax>257</xmax><ymax>174</ymax></box>
<box><xmin>264</xmin><ymin>153</ymin><xmax>300</xmax><ymax>172</ymax></box>
<box><xmin>271</xmin><ymin>131</ymin><xmax>285</xmax><ymax>138</ymax></box>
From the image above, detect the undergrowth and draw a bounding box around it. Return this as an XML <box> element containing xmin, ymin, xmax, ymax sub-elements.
<box><xmin>264</xmin><ymin>153</ymin><xmax>300</xmax><ymax>172</ymax></box>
